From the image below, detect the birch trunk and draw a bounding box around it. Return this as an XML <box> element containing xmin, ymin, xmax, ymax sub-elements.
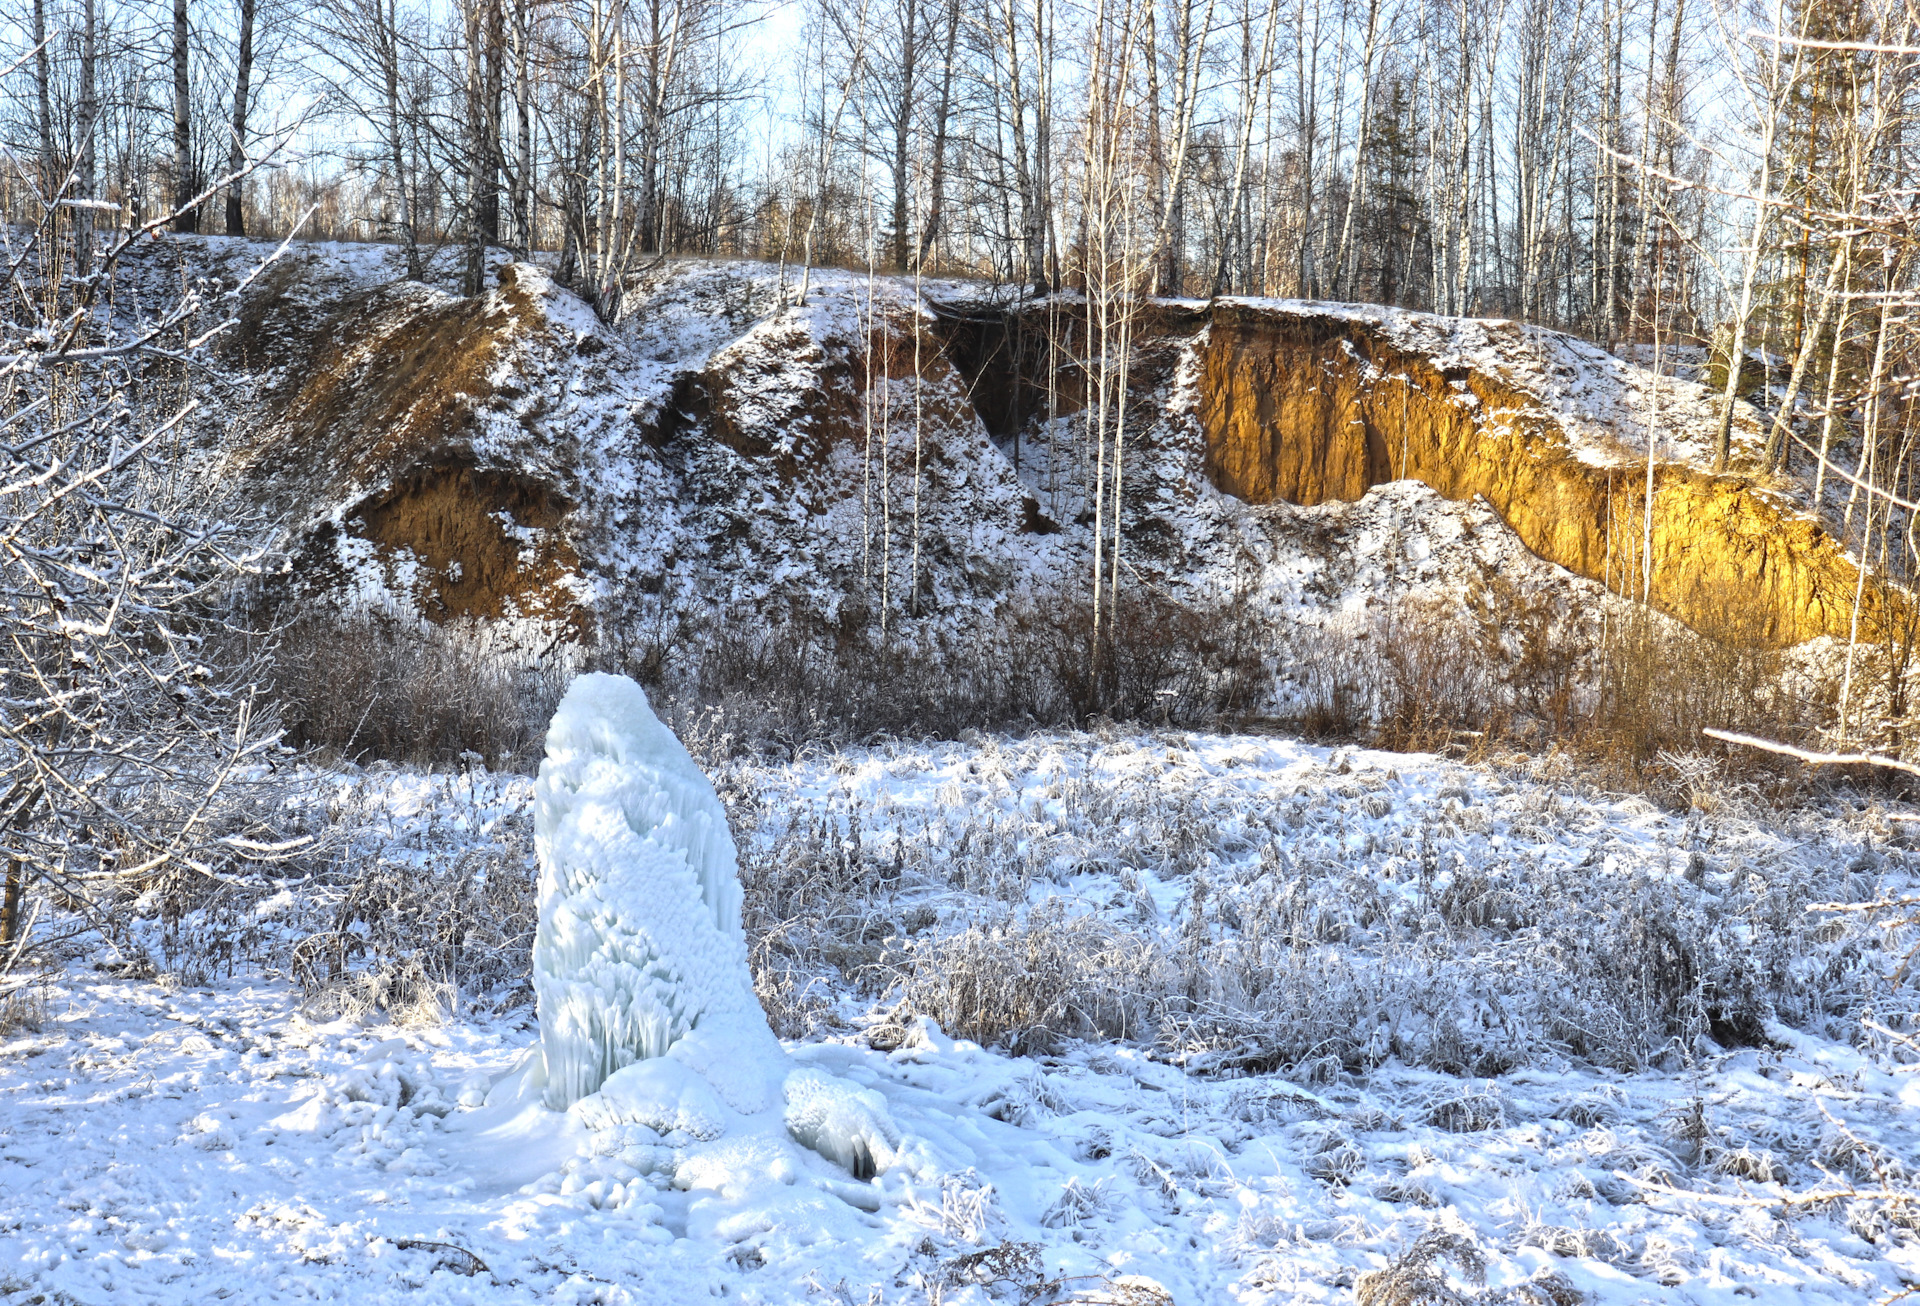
<box><xmin>173</xmin><ymin>0</ymin><xmax>195</xmax><ymax>232</ymax></box>
<box><xmin>76</xmin><ymin>0</ymin><xmax>95</xmax><ymax>276</ymax></box>
<box><xmin>225</xmin><ymin>0</ymin><xmax>257</xmax><ymax>236</ymax></box>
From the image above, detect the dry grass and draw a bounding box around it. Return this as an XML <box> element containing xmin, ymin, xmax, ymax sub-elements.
<box><xmin>0</xmin><ymin>983</ymin><xmax>47</xmax><ymax>1038</ymax></box>
<box><xmin>132</xmin><ymin>768</ymin><xmax>542</xmax><ymax>1018</ymax></box>
<box><xmin>718</xmin><ymin>731</ymin><xmax>1909</xmax><ymax>1076</ymax></box>
<box><xmin>269</xmin><ymin>613</ymin><xmax>570</xmax><ymax>770</ymax></box>
<box><xmin>896</xmin><ymin>905</ymin><xmax>1171</xmax><ymax>1053</ymax></box>
<box><xmin>259</xmin><ymin>582</ymin><xmax>1264</xmax><ymax>773</ymax></box>
<box><xmin>1356</xmin><ymin>1227</ymin><xmax>1586</xmax><ymax>1306</ymax></box>
<box><xmin>258</xmin><ymin>544</ymin><xmax>1848</xmax><ymax>815</ymax></box>
<box><xmin>1273</xmin><ymin>578</ymin><xmax>1839</xmax><ymax>798</ymax></box>
<box><xmin>615</xmin><ymin>584</ymin><xmax>1268</xmax><ymax>759</ymax></box>
<box><xmin>288</xmin><ymin>800</ymin><xmax>539</xmax><ymax>1021</ymax></box>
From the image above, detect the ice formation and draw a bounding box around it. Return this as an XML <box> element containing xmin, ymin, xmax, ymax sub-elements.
<box><xmin>782</xmin><ymin>1067</ymin><xmax>903</xmax><ymax>1180</ymax></box>
<box><xmin>529</xmin><ymin>672</ymin><xmax>784</xmax><ymax>1112</ymax></box>
<box><xmin>525</xmin><ymin>672</ymin><xmax>911</xmax><ymax>1187</ymax></box>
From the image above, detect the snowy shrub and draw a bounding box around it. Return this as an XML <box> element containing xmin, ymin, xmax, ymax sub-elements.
<box><xmin>1039</xmin><ymin>1175</ymin><xmax>1111</xmax><ymax>1227</ymax></box>
<box><xmin>1273</xmin><ymin>574</ymin><xmax>1828</xmax><ymax>787</ymax></box>
<box><xmin>1301</xmin><ymin>1127</ymin><xmax>1366</xmax><ymax>1185</ymax></box>
<box><xmin>1708</xmin><ymin>1144</ymin><xmax>1790</xmax><ymax>1184</ymax></box>
<box><xmin>897</xmin><ymin>903</ymin><xmax>1170</xmax><ymax>1052</ymax></box>
<box><xmin>1517</xmin><ymin>1222</ymin><xmax>1629</xmax><ymax>1264</ymax></box>
<box><xmin>1355</xmin><ymin>1226</ymin><xmax>1586</xmax><ymax>1306</ymax></box>
<box><xmin>1355</xmin><ymin>1227</ymin><xmax>1489</xmax><ymax>1306</ymax></box>
<box><xmin>934</xmin><ymin>1239</ymin><xmax>1044</xmax><ymax>1294</ymax></box>
<box><xmin>722</xmin><ymin>732</ymin><xmax>1920</xmax><ymax>1079</ymax></box>
<box><xmin>608</xmin><ymin>584</ymin><xmax>1268</xmax><ymax>758</ymax></box>
<box><xmin>1422</xmin><ymin>1088</ymin><xmax>1506</xmax><ymax>1134</ymax></box>
<box><xmin>926</xmin><ymin>1168</ymin><xmax>1001</xmax><ymax>1242</ymax></box>
<box><xmin>0</xmin><ymin>983</ymin><xmax>46</xmax><ymax>1037</ymax></box>
<box><xmin>114</xmin><ymin>715</ymin><xmax>1920</xmax><ymax>1098</ymax></box>
<box><xmin>1372</xmin><ymin>1173</ymin><xmax>1443</xmax><ymax>1208</ymax></box>
<box><xmin>271</xmin><ymin>613</ymin><xmax>569</xmax><ymax>769</ymax></box>
<box><xmin>280</xmin><ymin>814</ymin><xmax>533</xmax><ymax>1021</ymax></box>
<box><xmin>1592</xmin><ymin>606</ymin><xmax>1798</xmax><ymax>751</ymax></box>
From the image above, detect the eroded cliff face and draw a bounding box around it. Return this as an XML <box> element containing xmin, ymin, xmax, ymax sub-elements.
<box><xmin>1194</xmin><ymin>304</ymin><xmax>1883</xmax><ymax>648</ymax></box>
<box><xmin>202</xmin><ymin>236</ymin><xmax>1889</xmax><ymax>661</ymax></box>
<box><xmin>695</xmin><ymin>302</ymin><xmax>1027</xmax><ymax>519</ymax></box>
<box><xmin>230</xmin><ymin>256</ymin><xmax>600</xmax><ymax>638</ymax></box>
<box><xmin>225</xmin><ymin>251</ymin><xmax>1053</xmax><ymax>642</ymax></box>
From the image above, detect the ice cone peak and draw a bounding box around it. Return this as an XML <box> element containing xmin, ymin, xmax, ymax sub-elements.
<box><xmin>530</xmin><ymin>672</ymin><xmax>779</xmax><ymax>1110</ymax></box>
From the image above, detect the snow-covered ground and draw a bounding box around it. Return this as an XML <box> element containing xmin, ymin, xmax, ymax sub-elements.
<box><xmin>5</xmin><ymin>729</ymin><xmax>1919</xmax><ymax>1305</ymax></box>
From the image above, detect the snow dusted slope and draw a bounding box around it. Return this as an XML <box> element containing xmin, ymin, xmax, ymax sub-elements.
<box><xmin>528</xmin><ymin>673</ymin><xmax>780</xmax><ymax>1111</ymax></box>
<box><xmin>203</xmin><ymin>241</ymin><xmax>1846</xmax><ymax>674</ymax></box>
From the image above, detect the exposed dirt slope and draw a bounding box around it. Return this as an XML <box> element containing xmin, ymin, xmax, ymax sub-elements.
<box><xmin>1194</xmin><ymin>304</ymin><xmax>1876</xmax><ymax>647</ymax></box>
<box><xmin>226</xmin><ymin>254</ymin><xmax>601</xmax><ymax>637</ymax></box>
<box><xmin>190</xmin><ymin>237</ymin><xmax>1890</xmax><ymax>670</ymax></box>
<box><xmin>219</xmin><ymin>248</ymin><xmax>1050</xmax><ymax>646</ymax></box>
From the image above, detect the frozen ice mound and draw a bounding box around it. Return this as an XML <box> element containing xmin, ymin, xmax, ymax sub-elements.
<box><xmin>530</xmin><ymin>672</ymin><xmax>785</xmax><ymax>1112</ymax></box>
<box><xmin>783</xmin><ymin>1067</ymin><xmax>903</xmax><ymax>1181</ymax></box>
<box><xmin>570</xmin><ymin>1057</ymin><xmax>729</xmax><ymax>1140</ymax></box>
<box><xmin>522</xmin><ymin>671</ymin><xmax>916</xmax><ymax>1186</ymax></box>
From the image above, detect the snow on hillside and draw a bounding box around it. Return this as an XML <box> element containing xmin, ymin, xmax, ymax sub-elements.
<box><xmin>4</xmin><ymin>730</ymin><xmax>1918</xmax><ymax>1305</ymax></box>
<box><xmin>147</xmin><ymin>239</ymin><xmax>1751</xmax><ymax>697</ymax></box>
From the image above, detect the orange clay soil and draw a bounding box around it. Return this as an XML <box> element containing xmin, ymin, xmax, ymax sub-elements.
<box><xmin>1194</xmin><ymin>303</ymin><xmax>1889</xmax><ymax>648</ymax></box>
<box><xmin>241</xmin><ymin>263</ymin><xmax>586</xmax><ymax>633</ymax></box>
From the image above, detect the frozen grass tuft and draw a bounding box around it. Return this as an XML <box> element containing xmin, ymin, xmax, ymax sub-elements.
<box><xmin>1354</xmin><ymin>1227</ymin><xmax>1488</xmax><ymax>1306</ymax></box>
<box><xmin>724</xmin><ymin>731</ymin><xmax>1920</xmax><ymax>1077</ymax></box>
<box><xmin>0</xmin><ymin>983</ymin><xmax>46</xmax><ymax>1037</ymax></box>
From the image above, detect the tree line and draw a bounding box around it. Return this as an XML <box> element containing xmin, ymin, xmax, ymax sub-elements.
<box><xmin>0</xmin><ymin>0</ymin><xmax>1908</xmax><ymax>329</ymax></box>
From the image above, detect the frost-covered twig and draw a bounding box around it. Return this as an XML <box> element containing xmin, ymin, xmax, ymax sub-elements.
<box><xmin>1702</xmin><ymin>728</ymin><xmax>1920</xmax><ymax>776</ymax></box>
<box><xmin>0</xmin><ymin>136</ymin><xmax>309</xmax><ymax>970</ymax></box>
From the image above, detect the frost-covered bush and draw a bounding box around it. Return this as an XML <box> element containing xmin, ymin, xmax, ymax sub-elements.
<box><xmin>288</xmin><ymin>823</ymin><xmax>538</xmax><ymax>1022</ymax></box>
<box><xmin>127</xmin><ymin>718</ymin><xmax>1917</xmax><ymax>1088</ymax></box>
<box><xmin>898</xmin><ymin>904</ymin><xmax>1171</xmax><ymax>1052</ymax></box>
<box><xmin>1274</xmin><ymin>582</ymin><xmax>1817</xmax><ymax>772</ymax></box>
<box><xmin>133</xmin><ymin>766</ymin><xmax>542</xmax><ymax>1012</ymax></box>
<box><xmin>606</xmin><ymin>585</ymin><xmax>1268</xmax><ymax>757</ymax></box>
<box><xmin>0</xmin><ymin>217</ymin><xmax>298</xmax><ymax>975</ymax></box>
<box><xmin>271</xmin><ymin>613</ymin><xmax>569</xmax><ymax>770</ymax></box>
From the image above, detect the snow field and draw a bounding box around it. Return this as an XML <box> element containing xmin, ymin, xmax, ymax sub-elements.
<box><xmin>2</xmin><ymin>728</ymin><xmax>1918</xmax><ymax>1304</ymax></box>
<box><xmin>741</xmin><ymin>732</ymin><xmax>1908</xmax><ymax>1075</ymax></box>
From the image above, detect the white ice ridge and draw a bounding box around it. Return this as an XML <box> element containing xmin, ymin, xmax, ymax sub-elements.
<box><xmin>529</xmin><ymin>672</ymin><xmax>785</xmax><ymax>1112</ymax></box>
